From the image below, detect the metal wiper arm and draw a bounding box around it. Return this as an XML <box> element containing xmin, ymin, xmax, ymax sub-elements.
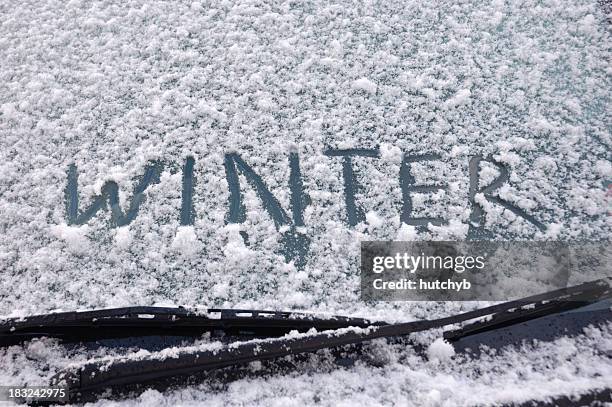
<box><xmin>443</xmin><ymin>278</ymin><xmax>612</xmax><ymax>343</ymax></box>
<box><xmin>443</xmin><ymin>298</ymin><xmax>601</xmax><ymax>342</ymax></box>
<box><xmin>49</xmin><ymin>278</ymin><xmax>611</xmax><ymax>402</ymax></box>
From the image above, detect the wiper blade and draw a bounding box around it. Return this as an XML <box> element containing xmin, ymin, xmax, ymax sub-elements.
<box><xmin>44</xmin><ymin>278</ymin><xmax>612</xmax><ymax>403</ymax></box>
<box><xmin>0</xmin><ymin>307</ymin><xmax>381</xmax><ymax>347</ymax></box>
<box><xmin>5</xmin><ymin>279</ymin><xmax>608</xmax><ymax>348</ymax></box>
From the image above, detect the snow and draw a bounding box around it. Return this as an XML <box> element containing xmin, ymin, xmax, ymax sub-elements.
<box><xmin>352</xmin><ymin>77</ymin><xmax>378</xmax><ymax>94</ymax></box>
<box><xmin>114</xmin><ymin>227</ymin><xmax>133</xmax><ymax>251</ymax></box>
<box><xmin>0</xmin><ymin>0</ymin><xmax>610</xmax><ymax>404</ymax></box>
<box><xmin>426</xmin><ymin>338</ymin><xmax>455</xmax><ymax>362</ymax></box>
<box><xmin>443</xmin><ymin>89</ymin><xmax>471</xmax><ymax>109</ymax></box>
<box><xmin>171</xmin><ymin>226</ymin><xmax>200</xmax><ymax>258</ymax></box>
<box><xmin>365</xmin><ymin>211</ymin><xmax>384</xmax><ymax>228</ymax></box>
<box><xmin>49</xmin><ymin>224</ymin><xmax>90</xmax><ymax>255</ymax></box>
<box><xmin>2</xmin><ymin>323</ymin><xmax>612</xmax><ymax>406</ymax></box>
<box><xmin>395</xmin><ymin>223</ymin><xmax>418</xmax><ymax>241</ymax></box>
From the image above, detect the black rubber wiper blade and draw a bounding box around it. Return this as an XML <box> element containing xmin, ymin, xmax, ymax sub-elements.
<box><xmin>0</xmin><ymin>307</ymin><xmax>381</xmax><ymax>347</ymax></box>
<box><xmin>50</xmin><ymin>278</ymin><xmax>612</xmax><ymax>403</ymax></box>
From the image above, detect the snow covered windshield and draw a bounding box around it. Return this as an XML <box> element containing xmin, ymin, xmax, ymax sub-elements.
<box><xmin>0</xmin><ymin>0</ymin><xmax>610</xmax><ymax>405</ymax></box>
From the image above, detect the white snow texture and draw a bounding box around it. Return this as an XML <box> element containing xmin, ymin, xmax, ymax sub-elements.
<box><xmin>0</xmin><ymin>0</ymin><xmax>610</xmax><ymax>405</ymax></box>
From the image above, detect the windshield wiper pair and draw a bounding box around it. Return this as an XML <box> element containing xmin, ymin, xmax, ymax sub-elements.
<box><xmin>2</xmin><ymin>278</ymin><xmax>611</xmax><ymax>404</ymax></box>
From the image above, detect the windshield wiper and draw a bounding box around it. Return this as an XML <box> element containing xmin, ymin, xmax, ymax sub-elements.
<box><xmin>2</xmin><ymin>278</ymin><xmax>610</xmax><ymax>404</ymax></box>
<box><xmin>0</xmin><ymin>307</ymin><xmax>381</xmax><ymax>347</ymax></box>
<box><xmin>443</xmin><ymin>284</ymin><xmax>610</xmax><ymax>342</ymax></box>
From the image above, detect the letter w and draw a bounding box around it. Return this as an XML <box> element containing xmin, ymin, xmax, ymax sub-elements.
<box><xmin>65</xmin><ymin>162</ymin><xmax>163</xmax><ymax>227</ymax></box>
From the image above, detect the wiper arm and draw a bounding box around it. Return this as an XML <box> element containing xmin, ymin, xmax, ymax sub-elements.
<box><xmin>4</xmin><ymin>278</ymin><xmax>610</xmax><ymax>404</ymax></box>
<box><xmin>443</xmin><ymin>296</ymin><xmax>604</xmax><ymax>342</ymax></box>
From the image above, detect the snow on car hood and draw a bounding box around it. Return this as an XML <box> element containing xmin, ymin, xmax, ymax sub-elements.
<box><xmin>0</xmin><ymin>0</ymin><xmax>610</xmax><ymax>404</ymax></box>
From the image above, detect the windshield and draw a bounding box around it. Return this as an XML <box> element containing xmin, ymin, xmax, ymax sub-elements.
<box><xmin>0</xmin><ymin>0</ymin><xmax>610</xmax><ymax>405</ymax></box>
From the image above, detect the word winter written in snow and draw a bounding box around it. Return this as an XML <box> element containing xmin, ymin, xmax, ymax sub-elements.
<box><xmin>63</xmin><ymin>148</ymin><xmax>546</xmax><ymax>267</ymax></box>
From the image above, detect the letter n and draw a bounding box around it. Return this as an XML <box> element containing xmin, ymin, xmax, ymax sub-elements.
<box><xmin>224</xmin><ymin>153</ymin><xmax>310</xmax><ymax>268</ymax></box>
